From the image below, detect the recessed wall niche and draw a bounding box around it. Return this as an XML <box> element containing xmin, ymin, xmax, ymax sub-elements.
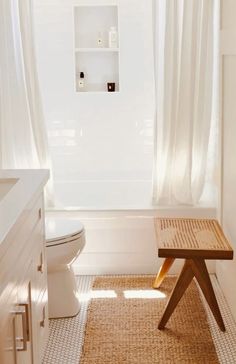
<box><xmin>74</xmin><ymin>5</ymin><xmax>119</xmax><ymax>93</ymax></box>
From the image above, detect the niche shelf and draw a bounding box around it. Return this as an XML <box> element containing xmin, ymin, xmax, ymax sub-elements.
<box><xmin>75</xmin><ymin>48</ymin><xmax>119</xmax><ymax>53</ymax></box>
<box><xmin>74</xmin><ymin>5</ymin><xmax>119</xmax><ymax>93</ymax></box>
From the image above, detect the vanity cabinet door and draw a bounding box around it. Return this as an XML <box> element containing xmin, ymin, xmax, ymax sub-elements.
<box><xmin>16</xmin><ymin>267</ymin><xmax>33</xmax><ymax>364</ymax></box>
<box><xmin>0</xmin><ymin>297</ymin><xmax>17</xmax><ymax>364</ymax></box>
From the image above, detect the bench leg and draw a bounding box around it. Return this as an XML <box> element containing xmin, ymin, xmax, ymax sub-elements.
<box><xmin>190</xmin><ymin>258</ymin><xmax>225</xmax><ymax>332</ymax></box>
<box><xmin>153</xmin><ymin>258</ymin><xmax>175</xmax><ymax>289</ymax></box>
<box><xmin>158</xmin><ymin>258</ymin><xmax>225</xmax><ymax>332</ymax></box>
<box><xmin>158</xmin><ymin>259</ymin><xmax>194</xmax><ymax>329</ymax></box>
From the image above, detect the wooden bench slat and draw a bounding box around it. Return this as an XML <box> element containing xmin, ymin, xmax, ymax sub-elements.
<box><xmin>155</xmin><ymin>218</ymin><xmax>233</xmax><ymax>260</ymax></box>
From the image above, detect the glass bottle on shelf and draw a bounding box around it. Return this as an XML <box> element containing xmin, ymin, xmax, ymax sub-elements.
<box><xmin>109</xmin><ymin>26</ymin><xmax>118</xmax><ymax>48</ymax></box>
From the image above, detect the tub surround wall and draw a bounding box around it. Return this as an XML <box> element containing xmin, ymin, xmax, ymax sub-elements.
<box><xmin>54</xmin><ymin>180</ymin><xmax>153</xmax><ymax>209</ymax></box>
<box><xmin>33</xmin><ymin>0</ymin><xmax>154</xmax><ymax>208</ymax></box>
<box><xmin>217</xmin><ymin>0</ymin><xmax>236</xmax><ymax>322</ymax></box>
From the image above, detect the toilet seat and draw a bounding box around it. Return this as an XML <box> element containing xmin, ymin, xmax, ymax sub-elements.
<box><xmin>46</xmin><ymin>218</ymin><xmax>85</xmax><ymax>247</ymax></box>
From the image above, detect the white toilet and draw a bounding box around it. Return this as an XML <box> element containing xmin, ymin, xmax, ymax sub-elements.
<box><xmin>45</xmin><ymin>217</ymin><xmax>86</xmax><ymax>319</ymax></box>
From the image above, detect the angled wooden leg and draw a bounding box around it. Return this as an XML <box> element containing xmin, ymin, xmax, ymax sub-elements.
<box><xmin>153</xmin><ymin>258</ymin><xmax>175</xmax><ymax>289</ymax></box>
<box><xmin>190</xmin><ymin>258</ymin><xmax>225</xmax><ymax>332</ymax></box>
<box><xmin>158</xmin><ymin>259</ymin><xmax>194</xmax><ymax>330</ymax></box>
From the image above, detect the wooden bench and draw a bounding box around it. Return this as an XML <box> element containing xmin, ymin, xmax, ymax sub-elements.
<box><xmin>153</xmin><ymin>218</ymin><xmax>234</xmax><ymax>331</ymax></box>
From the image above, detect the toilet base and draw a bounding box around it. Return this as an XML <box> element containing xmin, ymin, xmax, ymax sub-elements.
<box><xmin>47</xmin><ymin>265</ymin><xmax>80</xmax><ymax>319</ymax></box>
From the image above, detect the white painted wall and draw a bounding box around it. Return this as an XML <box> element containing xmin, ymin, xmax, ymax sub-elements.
<box><xmin>217</xmin><ymin>0</ymin><xmax>236</xmax><ymax>321</ymax></box>
<box><xmin>33</xmin><ymin>0</ymin><xmax>155</xmax><ymax>208</ymax></box>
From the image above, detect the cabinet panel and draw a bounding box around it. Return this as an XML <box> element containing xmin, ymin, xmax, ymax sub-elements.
<box><xmin>16</xmin><ymin>270</ymin><xmax>33</xmax><ymax>364</ymax></box>
<box><xmin>33</xmin><ymin>245</ymin><xmax>48</xmax><ymax>303</ymax></box>
<box><xmin>31</xmin><ymin>290</ymin><xmax>49</xmax><ymax>364</ymax></box>
<box><xmin>37</xmin><ymin>291</ymin><xmax>49</xmax><ymax>363</ymax></box>
<box><xmin>0</xmin><ymin>195</ymin><xmax>44</xmax><ymax>289</ymax></box>
<box><xmin>0</xmin><ymin>292</ymin><xmax>17</xmax><ymax>364</ymax></box>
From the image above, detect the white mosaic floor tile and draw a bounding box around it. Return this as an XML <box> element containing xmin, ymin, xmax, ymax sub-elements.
<box><xmin>42</xmin><ymin>276</ymin><xmax>94</xmax><ymax>364</ymax></box>
<box><xmin>199</xmin><ymin>275</ymin><xmax>236</xmax><ymax>364</ymax></box>
<box><xmin>42</xmin><ymin>275</ymin><xmax>236</xmax><ymax>364</ymax></box>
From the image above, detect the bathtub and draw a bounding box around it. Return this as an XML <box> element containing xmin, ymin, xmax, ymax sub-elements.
<box><xmin>46</xmin><ymin>202</ymin><xmax>217</xmax><ymax>276</ymax></box>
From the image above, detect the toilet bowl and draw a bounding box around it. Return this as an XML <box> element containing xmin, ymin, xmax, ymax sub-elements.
<box><xmin>45</xmin><ymin>217</ymin><xmax>86</xmax><ymax>319</ymax></box>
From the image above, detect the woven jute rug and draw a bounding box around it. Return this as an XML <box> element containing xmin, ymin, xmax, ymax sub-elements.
<box><xmin>80</xmin><ymin>276</ymin><xmax>219</xmax><ymax>364</ymax></box>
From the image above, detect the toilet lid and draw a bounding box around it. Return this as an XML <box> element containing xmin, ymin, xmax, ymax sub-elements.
<box><xmin>45</xmin><ymin>217</ymin><xmax>84</xmax><ymax>243</ymax></box>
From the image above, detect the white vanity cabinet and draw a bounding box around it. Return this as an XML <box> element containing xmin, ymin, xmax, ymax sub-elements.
<box><xmin>0</xmin><ymin>170</ymin><xmax>49</xmax><ymax>364</ymax></box>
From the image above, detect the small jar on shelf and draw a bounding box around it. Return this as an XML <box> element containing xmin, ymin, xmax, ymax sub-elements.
<box><xmin>77</xmin><ymin>71</ymin><xmax>85</xmax><ymax>90</ymax></box>
<box><xmin>97</xmin><ymin>31</ymin><xmax>104</xmax><ymax>47</ymax></box>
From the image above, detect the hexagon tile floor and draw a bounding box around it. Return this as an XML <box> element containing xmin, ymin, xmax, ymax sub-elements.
<box><xmin>42</xmin><ymin>275</ymin><xmax>236</xmax><ymax>364</ymax></box>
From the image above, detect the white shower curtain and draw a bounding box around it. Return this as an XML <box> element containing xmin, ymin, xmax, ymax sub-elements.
<box><xmin>152</xmin><ymin>0</ymin><xmax>216</xmax><ymax>205</ymax></box>
<box><xmin>0</xmin><ymin>0</ymin><xmax>54</xmax><ymax>206</ymax></box>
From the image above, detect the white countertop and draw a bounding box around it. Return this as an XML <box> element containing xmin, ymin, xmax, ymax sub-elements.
<box><xmin>0</xmin><ymin>169</ymin><xmax>49</xmax><ymax>248</ymax></box>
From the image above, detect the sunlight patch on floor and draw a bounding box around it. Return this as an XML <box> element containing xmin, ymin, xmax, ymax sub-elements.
<box><xmin>123</xmin><ymin>289</ymin><xmax>166</xmax><ymax>299</ymax></box>
<box><xmin>79</xmin><ymin>290</ymin><xmax>117</xmax><ymax>301</ymax></box>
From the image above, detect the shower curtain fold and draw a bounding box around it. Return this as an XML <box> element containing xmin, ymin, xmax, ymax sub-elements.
<box><xmin>152</xmin><ymin>0</ymin><xmax>217</xmax><ymax>205</ymax></box>
<box><xmin>0</xmin><ymin>0</ymin><xmax>54</xmax><ymax>206</ymax></box>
